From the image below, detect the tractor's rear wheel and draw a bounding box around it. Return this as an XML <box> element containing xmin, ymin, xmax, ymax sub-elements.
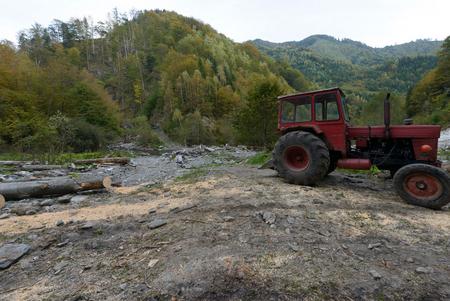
<box><xmin>393</xmin><ymin>164</ymin><xmax>450</xmax><ymax>210</ymax></box>
<box><xmin>273</xmin><ymin>131</ymin><xmax>330</xmax><ymax>185</ymax></box>
<box><xmin>327</xmin><ymin>158</ymin><xmax>338</xmax><ymax>175</ymax></box>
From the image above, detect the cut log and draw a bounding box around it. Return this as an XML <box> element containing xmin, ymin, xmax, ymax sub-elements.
<box><xmin>21</xmin><ymin>165</ymin><xmax>64</xmax><ymax>171</ymax></box>
<box><xmin>1</xmin><ymin>176</ymin><xmax>71</xmax><ymax>183</ymax></box>
<box><xmin>102</xmin><ymin>177</ymin><xmax>112</xmax><ymax>189</ymax></box>
<box><xmin>0</xmin><ymin>161</ymin><xmax>34</xmax><ymax>166</ymax></box>
<box><xmin>74</xmin><ymin>157</ymin><xmax>130</xmax><ymax>165</ymax></box>
<box><xmin>0</xmin><ymin>176</ymin><xmax>114</xmax><ymax>201</ymax></box>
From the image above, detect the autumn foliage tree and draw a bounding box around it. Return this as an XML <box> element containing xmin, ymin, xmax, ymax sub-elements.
<box><xmin>235</xmin><ymin>77</ymin><xmax>286</xmax><ymax>147</ymax></box>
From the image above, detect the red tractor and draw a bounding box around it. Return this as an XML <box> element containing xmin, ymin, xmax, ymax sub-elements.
<box><xmin>272</xmin><ymin>87</ymin><xmax>450</xmax><ymax>209</ymax></box>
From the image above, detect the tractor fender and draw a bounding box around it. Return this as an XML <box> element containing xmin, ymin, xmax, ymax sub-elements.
<box><xmin>281</xmin><ymin>126</ymin><xmax>333</xmax><ymax>150</ymax></box>
<box><xmin>281</xmin><ymin>125</ymin><xmax>323</xmax><ymax>135</ymax></box>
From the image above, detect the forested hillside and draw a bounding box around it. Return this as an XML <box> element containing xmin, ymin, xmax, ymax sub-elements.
<box><xmin>0</xmin><ymin>41</ymin><xmax>120</xmax><ymax>153</ymax></box>
<box><xmin>252</xmin><ymin>35</ymin><xmax>447</xmax><ymax>126</ymax></box>
<box><xmin>1</xmin><ymin>10</ymin><xmax>311</xmax><ymax>152</ymax></box>
<box><xmin>406</xmin><ymin>37</ymin><xmax>450</xmax><ymax>126</ymax></box>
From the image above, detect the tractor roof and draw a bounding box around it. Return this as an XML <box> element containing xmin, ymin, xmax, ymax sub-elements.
<box><xmin>278</xmin><ymin>87</ymin><xmax>344</xmax><ymax>100</ymax></box>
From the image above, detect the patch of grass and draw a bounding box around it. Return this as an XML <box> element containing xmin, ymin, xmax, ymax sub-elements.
<box><xmin>0</xmin><ymin>153</ymin><xmax>34</xmax><ymax>161</ymax></box>
<box><xmin>0</xmin><ymin>165</ymin><xmax>16</xmax><ymax>175</ymax></box>
<box><xmin>246</xmin><ymin>151</ymin><xmax>271</xmax><ymax>165</ymax></box>
<box><xmin>438</xmin><ymin>148</ymin><xmax>450</xmax><ymax>161</ymax></box>
<box><xmin>175</xmin><ymin>168</ymin><xmax>208</xmax><ymax>183</ymax></box>
<box><xmin>338</xmin><ymin>165</ymin><xmax>380</xmax><ymax>175</ymax></box>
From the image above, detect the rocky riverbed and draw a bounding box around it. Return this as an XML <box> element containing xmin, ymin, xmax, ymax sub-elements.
<box><xmin>0</xmin><ymin>147</ymin><xmax>449</xmax><ymax>300</ymax></box>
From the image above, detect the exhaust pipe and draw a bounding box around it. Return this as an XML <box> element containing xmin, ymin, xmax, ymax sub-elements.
<box><xmin>337</xmin><ymin>159</ymin><xmax>371</xmax><ymax>170</ymax></box>
<box><xmin>384</xmin><ymin>93</ymin><xmax>391</xmax><ymax>139</ymax></box>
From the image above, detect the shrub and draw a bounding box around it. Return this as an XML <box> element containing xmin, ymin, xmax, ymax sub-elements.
<box><xmin>176</xmin><ymin>110</ymin><xmax>215</xmax><ymax>145</ymax></box>
<box><xmin>68</xmin><ymin>119</ymin><xmax>111</xmax><ymax>152</ymax></box>
<box><xmin>124</xmin><ymin>116</ymin><xmax>162</xmax><ymax>147</ymax></box>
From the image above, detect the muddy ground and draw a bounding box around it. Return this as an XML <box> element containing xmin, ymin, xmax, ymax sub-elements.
<box><xmin>0</xmin><ymin>153</ymin><xmax>450</xmax><ymax>300</ymax></box>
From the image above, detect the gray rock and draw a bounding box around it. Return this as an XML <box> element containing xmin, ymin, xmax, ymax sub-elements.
<box><xmin>406</xmin><ymin>257</ymin><xmax>415</xmax><ymax>263</ymax></box>
<box><xmin>369</xmin><ymin>269</ymin><xmax>382</xmax><ymax>280</ymax></box>
<box><xmin>368</xmin><ymin>242</ymin><xmax>382</xmax><ymax>250</ymax></box>
<box><xmin>119</xmin><ymin>283</ymin><xmax>128</xmax><ymax>290</ymax></box>
<box><xmin>53</xmin><ymin>261</ymin><xmax>68</xmax><ymax>274</ymax></box>
<box><xmin>285</xmin><ymin>228</ymin><xmax>291</xmax><ymax>234</ymax></box>
<box><xmin>71</xmin><ymin>195</ymin><xmax>88</xmax><ymax>204</ymax></box>
<box><xmin>175</xmin><ymin>154</ymin><xmax>184</xmax><ymax>164</ymax></box>
<box><xmin>63</xmin><ymin>232</ymin><xmax>80</xmax><ymax>242</ymax></box>
<box><xmin>56</xmin><ymin>240</ymin><xmax>70</xmax><ymax>248</ymax></box>
<box><xmin>222</xmin><ymin>216</ymin><xmax>235</xmax><ymax>222</ymax></box>
<box><xmin>416</xmin><ymin>266</ymin><xmax>433</xmax><ymax>274</ymax></box>
<box><xmin>262</xmin><ymin>211</ymin><xmax>276</xmax><ymax>224</ymax></box>
<box><xmin>56</xmin><ymin>195</ymin><xmax>72</xmax><ymax>204</ymax></box>
<box><xmin>171</xmin><ymin>204</ymin><xmax>197</xmax><ymax>214</ymax></box>
<box><xmin>39</xmin><ymin>199</ymin><xmax>55</xmax><ymax>207</ymax></box>
<box><xmin>10</xmin><ymin>206</ymin><xmax>34</xmax><ymax>216</ymax></box>
<box><xmin>56</xmin><ymin>220</ymin><xmax>65</xmax><ymax>227</ymax></box>
<box><xmin>25</xmin><ymin>209</ymin><xmax>37</xmax><ymax>215</ymax></box>
<box><xmin>0</xmin><ymin>243</ymin><xmax>31</xmax><ymax>269</ymax></box>
<box><xmin>79</xmin><ymin>221</ymin><xmax>95</xmax><ymax>230</ymax></box>
<box><xmin>157</xmin><ymin>203</ymin><xmax>168</xmax><ymax>209</ymax></box>
<box><xmin>27</xmin><ymin>234</ymin><xmax>39</xmax><ymax>241</ymax></box>
<box><xmin>148</xmin><ymin>219</ymin><xmax>167</xmax><ymax>229</ymax></box>
<box><xmin>0</xmin><ymin>213</ymin><xmax>10</xmax><ymax>219</ymax></box>
<box><xmin>288</xmin><ymin>242</ymin><xmax>300</xmax><ymax>252</ymax></box>
<box><xmin>287</xmin><ymin>217</ymin><xmax>296</xmax><ymax>224</ymax></box>
<box><xmin>169</xmin><ymin>206</ymin><xmax>180</xmax><ymax>213</ymax></box>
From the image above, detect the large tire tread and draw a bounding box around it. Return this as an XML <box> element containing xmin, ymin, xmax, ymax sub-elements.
<box><xmin>393</xmin><ymin>163</ymin><xmax>450</xmax><ymax>210</ymax></box>
<box><xmin>273</xmin><ymin>131</ymin><xmax>330</xmax><ymax>186</ymax></box>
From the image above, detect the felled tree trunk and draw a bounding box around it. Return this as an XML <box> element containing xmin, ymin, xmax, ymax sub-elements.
<box><xmin>74</xmin><ymin>157</ymin><xmax>130</xmax><ymax>165</ymax></box>
<box><xmin>20</xmin><ymin>165</ymin><xmax>64</xmax><ymax>171</ymax></box>
<box><xmin>0</xmin><ymin>176</ymin><xmax>113</xmax><ymax>201</ymax></box>
<box><xmin>0</xmin><ymin>161</ymin><xmax>34</xmax><ymax>166</ymax></box>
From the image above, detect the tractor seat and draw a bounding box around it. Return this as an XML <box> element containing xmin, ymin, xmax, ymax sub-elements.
<box><xmin>403</xmin><ymin>118</ymin><xmax>413</xmax><ymax>125</ymax></box>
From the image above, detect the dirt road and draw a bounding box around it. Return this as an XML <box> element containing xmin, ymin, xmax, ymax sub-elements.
<box><xmin>0</xmin><ymin>164</ymin><xmax>449</xmax><ymax>300</ymax></box>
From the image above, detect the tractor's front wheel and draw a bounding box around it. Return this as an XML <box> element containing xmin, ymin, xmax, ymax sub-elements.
<box><xmin>393</xmin><ymin>164</ymin><xmax>450</xmax><ymax>210</ymax></box>
<box><xmin>273</xmin><ymin>131</ymin><xmax>330</xmax><ymax>185</ymax></box>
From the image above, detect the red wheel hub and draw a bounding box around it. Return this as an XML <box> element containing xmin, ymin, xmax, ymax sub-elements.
<box><xmin>283</xmin><ymin>146</ymin><xmax>310</xmax><ymax>171</ymax></box>
<box><xmin>403</xmin><ymin>173</ymin><xmax>443</xmax><ymax>201</ymax></box>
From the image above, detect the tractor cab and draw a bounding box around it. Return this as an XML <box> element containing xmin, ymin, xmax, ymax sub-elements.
<box><xmin>278</xmin><ymin>88</ymin><xmax>349</xmax><ymax>154</ymax></box>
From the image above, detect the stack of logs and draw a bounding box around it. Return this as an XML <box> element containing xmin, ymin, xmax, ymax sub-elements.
<box><xmin>0</xmin><ymin>157</ymin><xmax>129</xmax><ymax>202</ymax></box>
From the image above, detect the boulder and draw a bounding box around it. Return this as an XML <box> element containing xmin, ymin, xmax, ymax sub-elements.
<box><xmin>0</xmin><ymin>243</ymin><xmax>31</xmax><ymax>269</ymax></box>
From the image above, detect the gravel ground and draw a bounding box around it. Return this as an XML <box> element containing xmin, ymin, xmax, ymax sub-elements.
<box><xmin>0</xmin><ymin>161</ymin><xmax>449</xmax><ymax>300</ymax></box>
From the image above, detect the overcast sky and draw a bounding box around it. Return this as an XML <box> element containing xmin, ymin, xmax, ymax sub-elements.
<box><xmin>0</xmin><ymin>0</ymin><xmax>449</xmax><ymax>47</ymax></box>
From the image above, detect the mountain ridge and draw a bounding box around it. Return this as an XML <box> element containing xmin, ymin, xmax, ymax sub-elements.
<box><xmin>251</xmin><ymin>34</ymin><xmax>442</xmax><ymax>96</ymax></box>
<box><xmin>252</xmin><ymin>35</ymin><xmax>443</xmax><ymax>54</ymax></box>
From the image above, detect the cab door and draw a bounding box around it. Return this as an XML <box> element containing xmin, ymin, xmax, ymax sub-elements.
<box><xmin>312</xmin><ymin>91</ymin><xmax>347</xmax><ymax>154</ymax></box>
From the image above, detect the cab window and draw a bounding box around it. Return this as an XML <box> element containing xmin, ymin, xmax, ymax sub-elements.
<box><xmin>282</xmin><ymin>101</ymin><xmax>295</xmax><ymax>122</ymax></box>
<box><xmin>315</xmin><ymin>92</ymin><xmax>340</xmax><ymax>121</ymax></box>
<box><xmin>281</xmin><ymin>96</ymin><xmax>312</xmax><ymax>123</ymax></box>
